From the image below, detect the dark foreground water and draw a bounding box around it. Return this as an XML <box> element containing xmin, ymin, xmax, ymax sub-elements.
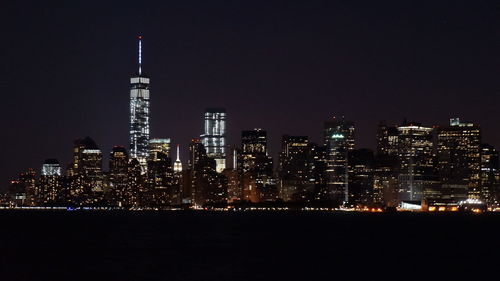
<box><xmin>0</xmin><ymin>211</ymin><xmax>499</xmax><ymax>281</ymax></box>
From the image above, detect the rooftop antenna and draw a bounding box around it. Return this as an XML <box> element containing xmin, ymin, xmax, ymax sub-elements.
<box><xmin>233</xmin><ymin>149</ymin><xmax>237</xmax><ymax>170</ymax></box>
<box><xmin>138</xmin><ymin>35</ymin><xmax>142</xmax><ymax>75</ymax></box>
<box><xmin>176</xmin><ymin>144</ymin><xmax>180</xmax><ymax>162</ymax></box>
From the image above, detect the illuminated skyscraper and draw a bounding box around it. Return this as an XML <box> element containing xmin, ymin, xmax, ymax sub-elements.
<box><xmin>437</xmin><ymin>118</ymin><xmax>481</xmax><ymax>199</ymax></box>
<box><xmin>80</xmin><ymin>140</ymin><xmax>104</xmax><ymax>194</ymax></box>
<box><xmin>310</xmin><ymin>144</ymin><xmax>329</xmax><ymax>202</ymax></box>
<box><xmin>200</xmin><ymin>108</ymin><xmax>227</xmax><ymax>173</ymax></box>
<box><xmin>324</xmin><ymin>117</ymin><xmax>355</xmax><ymax>205</ymax></box>
<box><xmin>67</xmin><ymin>137</ymin><xmax>104</xmax><ymax>205</ymax></box>
<box><xmin>109</xmin><ymin>146</ymin><xmax>129</xmax><ymax>207</ymax></box>
<box><xmin>130</xmin><ymin>36</ymin><xmax>150</xmax><ymax>170</ymax></box>
<box><xmin>480</xmin><ymin>143</ymin><xmax>499</xmax><ymax>205</ymax></box>
<box><xmin>238</xmin><ymin>129</ymin><xmax>276</xmax><ymax>202</ymax></box>
<box><xmin>241</xmin><ymin>129</ymin><xmax>267</xmax><ymax>155</ymax></box>
<box><xmin>40</xmin><ymin>159</ymin><xmax>62</xmax><ymax>205</ymax></box>
<box><xmin>147</xmin><ymin>139</ymin><xmax>175</xmax><ymax>207</ymax></box>
<box><xmin>348</xmin><ymin>149</ymin><xmax>374</xmax><ymax>205</ymax></box>
<box><xmin>42</xmin><ymin>159</ymin><xmax>62</xmax><ymax>176</ymax></box>
<box><xmin>149</xmin><ymin>138</ymin><xmax>171</xmax><ymax>160</ymax></box>
<box><xmin>188</xmin><ymin>138</ymin><xmax>227</xmax><ymax>206</ymax></box>
<box><xmin>376</xmin><ymin>121</ymin><xmax>399</xmax><ymax>157</ymax></box>
<box><xmin>374</xmin><ymin>121</ymin><xmax>400</xmax><ymax>207</ymax></box>
<box><xmin>397</xmin><ymin>122</ymin><xmax>436</xmax><ymax>202</ymax></box>
<box><xmin>239</xmin><ymin>129</ymin><xmax>272</xmax><ymax>175</ymax></box>
<box><xmin>8</xmin><ymin>169</ymin><xmax>36</xmax><ymax>206</ymax></box>
<box><xmin>278</xmin><ymin>135</ymin><xmax>313</xmax><ymax>202</ymax></box>
<box><xmin>174</xmin><ymin>145</ymin><xmax>183</xmax><ymax>173</ymax></box>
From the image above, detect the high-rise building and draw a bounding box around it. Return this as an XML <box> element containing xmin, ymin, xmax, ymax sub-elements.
<box><xmin>172</xmin><ymin>145</ymin><xmax>184</xmax><ymax>205</ymax></box>
<box><xmin>437</xmin><ymin>118</ymin><xmax>481</xmax><ymax>199</ymax></box>
<box><xmin>397</xmin><ymin>122</ymin><xmax>437</xmax><ymax>202</ymax></box>
<box><xmin>109</xmin><ymin>146</ymin><xmax>129</xmax><ymax>207</ymax></box>
<box><xmin>376</xmin><ymin>121</ymin><xmax>399</xmax><ymax>157</ymax></box>
<box><xmin>223</xmin><ymin>153</ymin><xmax>240</xmax><ymax>203</ymax></box>
<box><xmin>189</xmin><ymin>139</ymin><xmax>209</xmax><ymax>171</ymax></box>
<box><xmin>109</xmin><ymin>146</ymin><xmax>129</xmax><ymax>175</ymax></box>
<box><xmin>69</xmin><ymin>137</ymin><xmax>104</xmax><ymax>205</ymax></box>
<box><xmin>80</xmin><ymin>142</ymin><xmax>104</xmax><ymax>194</ymax></box>
<box><xmin>480</xmin><ymin>143</ymin><xmax>499</xmax><ymax>205</ymax></box>
<box><xmin>309</xmin><ymin>144</ymin><xmax>329</xmax><ymax>202</ymax></box>
<box><xmin>374</xmin><ymin>122</ymin><xmax>400</xmax><ymax>207</ymax></box>
<box><xmin>238</xmin><ymin>129</ymin><xmax>276</xmax><ymax>202</ymax></box>
<box><xmin>200</xmin><ymin>108</ymin><xmax>227</xmax><ymax>173</ymax></box>
<box><xmin>127</xmin><ymin>158</ymin><xmax>143</xmax><ymax>207</ymax></box>
<box><xmin>23</xmin><ymin>169</ymin><xmax>37</xmax><ymax>206</ymax></box>
<box><xmin>174</xmin><ymin>145</ymin><xmax>183</xmax><ymax>173</ymax></box>
<box><xmin>147</xmin><ymin>138</ymin><xmax>176</xmax><ymax>207</ymax></box>
<box><xmin>149</xmin><ymin>138</ymin><xmax>171</xmax><ymax>160</ymax></box>
<box><xmin>348</xmin><ymin>149</ymin><xmax>375</xmax><ymax>206</ymax></box>
<box><xmin>8</xmin><ymin>169</ymin><xmax>36</xmax><ymax>206</ymax></box>
<box><xmin>239</xmin><ymin>129</ymin><xmax>272</xmax><ymax>173</ymax></box>
<box><xmin>188</xmin><ymin>138</ymin><xmax>227</xmax><ymax>206</ymax></box>
<box><xmin>40</xmin><ymin>159</ymin><xmax>62</xmax><ymax>205</ymax></box>
<box><xmin>241</xmin><ymin>129</ymin><xmax>267</xmax><ymax>155</ymax></box>
<box><xmin>324</xmin><ymin>117</ymin><xmax>355</xmax><ymax>205</ymax></box>
<box><xmin>130</xmin><ymin>36</ymin><xmax>150</xmax><ymax>170</ymax></box>
<box><xmin>372</xmin><ymin>157</ymin><xmax>399</xmax><ymax>207</ymax></box>
<box><xmin>42</xmin><ymin>159</ymin><xmax>62</xmax><ymax>177</ymax></box>
<box><xmin>278</xmin><ymin>135</ymin><xmax>313</xmax><ymax>202</ymax></box>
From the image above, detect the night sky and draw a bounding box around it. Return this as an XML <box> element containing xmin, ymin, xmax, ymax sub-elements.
<box><xmin>1</xmin><ymin>1</ymin><xmax>498</xmax><ymax>188</ymax></box>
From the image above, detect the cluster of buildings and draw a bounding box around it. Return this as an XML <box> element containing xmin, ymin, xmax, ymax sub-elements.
<box><xmin>2</xmin><ymin>37</ymin><xmax>498</xmax><ymax>211</ymax></box>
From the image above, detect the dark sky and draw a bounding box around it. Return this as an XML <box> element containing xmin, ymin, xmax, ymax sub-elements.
<box><xmin>1</xmin><ymin>0</ymin><xmax>499</xmax><ymax>187</ymax></box>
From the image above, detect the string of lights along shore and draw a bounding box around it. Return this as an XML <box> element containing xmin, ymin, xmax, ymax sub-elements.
<box><xmin>2</xmin><ymin>37</ymin><xmax>499</xmax><ymax>213</ymax></box>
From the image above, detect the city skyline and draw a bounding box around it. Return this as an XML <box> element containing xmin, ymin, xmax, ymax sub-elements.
<box><xmin>1</xmin><ymin>1</ymin><xmax>498</xmax><ymax>190</ymax></box>
<box><xmin>2</xmin><ymin>2</ymin><xmax>498</xmax><ymax>280</ymax></box>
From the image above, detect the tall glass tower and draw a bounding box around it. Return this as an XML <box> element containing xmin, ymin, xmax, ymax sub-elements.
<box><xmin>130</xmin><ymin>36</ymin><xmax>150</xmax><ymax>171</ymax></box>
<box><xmin>201</xmin><ymin>108</ymin><xmax>227</xmax><ymax>173</ymax></box>
<box><xmin>324</xmin><ymin>117</ymin><xmax>355</xmax><ymax>205</ymax></box>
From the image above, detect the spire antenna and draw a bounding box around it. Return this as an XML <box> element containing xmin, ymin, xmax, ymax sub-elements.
<box><xmin>176</xmin><ymin>144</ymin><xmax>180</xmax><ymax>161</ymax></box>
<box><xmin>138</xmin><ymin>35</ymin><xmax>142</xmax><ymax>75</ymax></box>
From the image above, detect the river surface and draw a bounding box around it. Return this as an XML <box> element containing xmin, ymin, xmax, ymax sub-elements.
<box><xmin>0</xmin><ymin>211</ymin><xmax>498</xmax><ymax>280</ymax></box>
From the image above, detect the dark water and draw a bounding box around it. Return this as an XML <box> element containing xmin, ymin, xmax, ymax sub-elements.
<box><xmin>0</xmin><ymin>211</ymin><xmax>499</xmax><ymax>280</ymax></box>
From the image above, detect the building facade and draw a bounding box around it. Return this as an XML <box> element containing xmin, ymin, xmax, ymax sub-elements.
<box><xmin>130</xmin><ymin>36</ymin><xmax>150</xmax><ymax>170</ymax></box>
<box><xmin>436</xmin><ymin>118</ymin><xmax>481</xmax><ymax>200</ymax></box>
<box><xmin>200</xmin><ymin>108</ymin><xmax>227</xmax><ymax>173</ymax></box>
<box><xmin>396</xmin><ymin>123</ymin><xmax>436</xmax><ymax>202</ymax></box>
<box><xmin>238</xmin><ymin>129</ymin><xmax>276</xmax><ymax>202</ymax></box>
<box><xmin>324</xmin><ymin>117</ymin><xmax>355</xmax><ymax>205</ymax></box>
<box><xmin>278</xmin><ymin>135</ymin><xmax>314</xmax><ymax>202</ymax></box>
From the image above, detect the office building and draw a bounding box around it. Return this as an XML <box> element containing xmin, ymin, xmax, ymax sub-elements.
<box><xmin>480</xmin><ymin>143</ymin><xmax>499</xmax><ymax>205</ymax></box>
<box><xmin>109</xmin><ymin>146</ymin><xmax>129</xmax><ymax>207</ymax></box>
<box><xmin>149</xmin><ymin>138</ymin><xmax>171</xmax><ymax>160</ymax></box>
<box><xmin>278</xmin><ymin>135</ymin><xmax>313</xmax><ymax>202</ymax></box>
<box><xmin>200</xmin><ymin>108</ymin><xmax>227</xmax><ymax>173</ymax></box>
<box><xmin>130</xmin><ymin>36</ymin><xmax>150</xmax><ymax>170</ymax></box>
<box><xmin>324</xmin><ymin>117</ymin><xmax>355</xmax><ymax>205</ymax></box>
<box><xmin>238</xmin><ymin>129</ymin><xmax>276</xmax><ymax>202</ymax></box>
<box><xmin>437</xmin><ymin>118</ymin><xmax>481</xmax><ymax>199</ymax></box>
<box><xmin>40</xmin><ymin>159</ymin><xmax>62</xmax><ymax>205</ymax></box>
<box><xmin>397</xmin><ymin>122</ymin><xmax>437</xmax><ymax>202</ymax></box>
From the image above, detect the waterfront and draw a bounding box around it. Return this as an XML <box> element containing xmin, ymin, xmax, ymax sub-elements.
<box><xmin>0</xmin><ymin>211</ymin><xmax>498</xmax><ymax>280</ymax></box>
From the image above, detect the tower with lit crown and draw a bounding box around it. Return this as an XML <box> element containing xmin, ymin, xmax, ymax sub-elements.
<box><xmin>129</xmin><ymin>35</ymin><xmax>150</xmax><ymax>171</ymax></box>
<box><xmin>200</xmin><ymin>108</ymin><xmax>227</xmax><ymax>173</ymax></box>
<box><xmin>174</xmin><ymin>145</ymin><xmax>183</xmax><ymax>173</ymax></box>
